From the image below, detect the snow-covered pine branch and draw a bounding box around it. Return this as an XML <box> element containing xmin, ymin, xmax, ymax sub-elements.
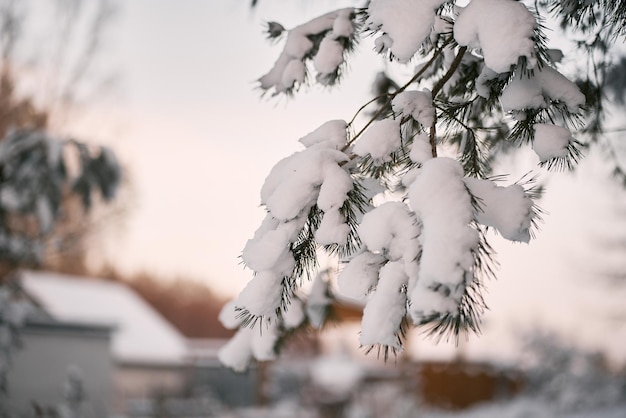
<box><xmin>235</xmin><ymin>120</ymin><xmax>367</xmax><ymax>329</ymax></box>
<box><xmin>221</xmin><ymin>0</ymin><xmax>595</xmax><ymax>371</ymax></box>
<box><xmin>259</xmin><ymin>8</ymin><xmax>359</xmax><ymax>95</ymax></box>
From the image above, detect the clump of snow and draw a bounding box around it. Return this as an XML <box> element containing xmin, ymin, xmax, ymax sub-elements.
<box><xmin>410</xmin><ymin>132</ymin><xmax>433</xmax><ymax>164</ymax></box>
<box><xmin>314</xmin><ymin>37</ymin><xmax>345</xmax><ymax>75</ymax></box>
<box><xmin>319</xmin><ymin>7</ymin><xmax>355</xmax><ymax>77</ymax></box>
<box><xmin>465</xmin><ymin>177</ymin><xmax>534</xmax><ymax>242</ymax></box>
<box><xmin>241</xmin><ymin>216</ymin><xmax>301</xmax><ymax>281</ymax></box>
<box><xmin>261</xmin><ymin>148</ymin><xmax>349</xmax><ymax>221</ymax></box>
<box><xmin>358</xmin><ymin>201</ymin><xmax>420</xmax><ymax>262</ymax></box>
<box><xmin>218</xmin><ymin>328</ymin><xmax>253</xmax><ymax>372</ymax></box>
<box><xmin>237</xmin><ymin>271</ymin><xmax>284</xmax><ymax>319</ymax></box>
<box><xmin>352</xmin><ymin>118</ymin><xmax>401</xmax><ymax>162</ymax></box>
<box><xmin>454</xmin><ymin>0</ymin><xmax>537</xmax><ymax>73</ymax></box>
<box><xmin>317</xmin><ymin>164</ymin><xmax>353</xmax><ymax>212</ymax></box>
<box><xmin>251</xmin><ymin>322</ymin><xmax>280</xmax><ymax>361</ymax></box>
<box><xmin>316</xmin><ymin>208</ymin><xmax>350</xmax><ymax>245</ymax></box>
<box><xmin>392</xmin><ymin>90</ymin><xmax>435</xmax><ymax>128</ymax></box>
<box><xmin>218</xmin><ymin>298</ymin><xmax>304</xmax><ymax>370</ymax></box>
<box><xmin>218</xmin><ymin>300</ymin><xmax>241</xmax><ymax>329</ymax></box>
<box><xmin>281</xmin><ymin>60</ymin><xmax>306</xmax><ymax>89</ymax></box>
<box><xmin>367</xmin><ymin>0</ymin><xmax>446</xmax><ymax>62</ymax></box>
<box><xmin>352</xmin><ymin>200</ymin><xmax>422</xmax><ymax>339</ymax></box>
<box><xmin>299</xmin><ymin>119</ymin><xmax>347</xmax><ymax>150</ymax></box>
<box><xmin>242</xmin><ymin>226</ymin><xmax>295</xmax><ymax>273</ymax></box>
<box><xmin>533</xmin><ymin>123</ymin><xmax>572</xmax><ymax>162</ymax></box>
<box><xmin>406</xmin><ymin>158</ymin><xmax>478</xmax><ymax>322</ymax></box>
<box><xmin>360</xmin><ymin>261</ymin><xmax>408</xmax><ymax>349</ymax></box>
<box><xmin>501</xmin><ymin>66</ymin><xmax>586</xmax><ymax>114</ymax></box>
<box><xmin>284</xmin><ymin>33</ymin><xmax>313</xmax><ymax>59</ymax></box>
<box><xmin>282</xmin><ymin>297</ymin><xmax>305</xmax><ymax>329</ymax></box>
<box><xmin>338</xmin><ymin>251</ymin><xmax>386</xmax><ymax>299</ymax></box>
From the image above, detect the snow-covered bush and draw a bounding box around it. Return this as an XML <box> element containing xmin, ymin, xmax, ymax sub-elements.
<box><xmin>221</xmin><ymin>0</ymin><xmax>626</xmax><ymax>370</ymax></box>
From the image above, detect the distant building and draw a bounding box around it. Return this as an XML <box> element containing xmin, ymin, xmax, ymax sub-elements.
<box><xmin>12</xmin><ymin>270</ymin><xmax>190</xmax><ymax>415</ymax></box>
<box><xmin>6</xmin><ymin>317</ymin><xmax>114</xmax><ymax>418</ymax></box>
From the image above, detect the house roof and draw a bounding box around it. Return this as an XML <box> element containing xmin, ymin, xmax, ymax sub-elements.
<box><xmin>19</xmin><ymin>270</ymin><xmax>188</xmax><ymax>366</ymax></box>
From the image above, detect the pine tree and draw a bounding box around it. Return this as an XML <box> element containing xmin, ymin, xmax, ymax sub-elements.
<box><xmin>219</xmin><ymin>0</ymin><xmax>626</xmax><ymax>371</ymax></box>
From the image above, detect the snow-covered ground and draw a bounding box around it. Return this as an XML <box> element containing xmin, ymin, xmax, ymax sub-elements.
<box><xmin>194</xmin><ymin>400</ymin><xmax>626</xmax><ymax>418</ymax></box>
<box><xmin>422</xmin><ymin>400</ymin><xmax>626</xmax><ymax>418</ymax></box>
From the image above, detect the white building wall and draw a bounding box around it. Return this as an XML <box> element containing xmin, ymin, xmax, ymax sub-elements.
<box><xmin>6</xmin><ymin>322</ymin><xmax>113</xmax><ymax>418</ymax></box>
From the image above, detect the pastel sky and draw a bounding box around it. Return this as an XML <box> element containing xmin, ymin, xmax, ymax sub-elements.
<box><xmin>93</xmin><ymin>0</ymin><xmax>374</xmax><ymax>293</ymax></box>
<box><xmin>30</xmin><ymin>1</ymin><xmax>626</xmax><ymax>363</ymax></box>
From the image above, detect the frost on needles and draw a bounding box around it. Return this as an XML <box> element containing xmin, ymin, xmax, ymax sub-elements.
<box><xmin>219</xmin><ymin>0</ymin><xmax>589</xmax><ymax>371</ymax></box>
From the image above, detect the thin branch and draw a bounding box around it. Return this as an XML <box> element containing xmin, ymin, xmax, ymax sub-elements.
<box><xmin>428</xmin><ymin>46</ymin><xmax>468</xmax><ymax>157</ymax></box>
<box><xmin>431</xmin><ymin>46</ymin><xmax>467</xmax><ymax>97</ymax></box>
<box><xmin>345</xmin><ymin>38</ymin><xmax>453</xmax><ymax>148</ymax></box>
<box><xmin>429</xmin><ymin>117</ymin><xmax>438</xmax><ymax>158</ymax></box>
<box><xmin>349</xmin><ymin>94</ymin><xmax>386</xmax><ymax>126</ymax></box>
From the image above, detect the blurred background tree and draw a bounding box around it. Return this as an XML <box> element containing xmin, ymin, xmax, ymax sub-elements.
<box><xmin>0</xmin><ymin>0</ymin><xmax>125</xmax><ymax>277</ymax></box>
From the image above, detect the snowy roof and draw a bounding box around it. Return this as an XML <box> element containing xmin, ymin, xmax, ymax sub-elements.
<box><xmin>19</xmin><ymin>270</ymin><xmax>188</xmax><ymax>366</ymax></box>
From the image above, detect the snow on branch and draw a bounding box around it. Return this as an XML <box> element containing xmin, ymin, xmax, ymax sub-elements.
<box><xmin>218</xmin><ymin>292</ymin><xmax>307</xmax><ymax>371</ymax></box>
<box><xmin>359</xmin><ymin>260</ymin><xmax>409</xmax><ymax>356</ymax></box>
<box><xmin>365</xmin><ymin>0</ymin><xmax>447</xmax><ymax>62</ymax></box>
<box><xmin>406</xmin><ymin>158</ymin><xmax>479</xmax><ymax>324</ymax></box>
<box><xmin>392</xmin><ymin>90</ymin><xmax>435</xmax><ymax>129</ymax></box>
<box><xmin>259</xmin><ymin>8</ymin><xmax>359</xmax><ymax>95</ymax></box>
<box><xmin>237</xmin><ymin>120</ymin><xmax>366</xmax><ymax>328</ymax></box>
<box><xmin>533</xmin><ymin>123</ymin><xmax>583</xmax><ymax>171</ymax></box>
<box><xmin>465</xmin><ymin>177</ymin><xmax>536</xmax><ymax>242</ymax></box>
<box><xmin>501</xmin><ymin>66</ymin><xmax>586</xmax><ymax>115</ymax></box>
<box><xmin>454</xmin><ymin>0</ymin><xmax>538</xmax><ymax>73</ymax></box>
<box><xmin>356</xmin><ymin>202</ymin><xmax>419</xmax><ymax>354</ymax></box>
